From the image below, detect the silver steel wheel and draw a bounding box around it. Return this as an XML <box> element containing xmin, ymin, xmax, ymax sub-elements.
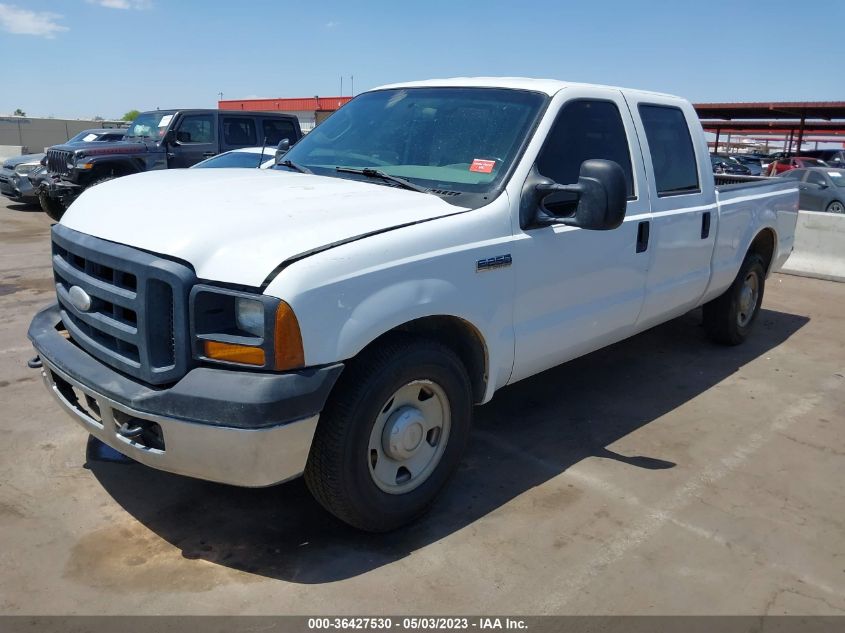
<box><xmin>827</xmin><ymin>201</ymin><xmax>844</xmax><ymax>214</ymax></box>
<box><xmin>737</xmin><ymin>271</ymin><xmax>759</xmax><ymax>327</ymax></box>
<box><xmin>367</xmin><ymin>380</ymin><xmax>451</xmax><ymax>494</ymax></box>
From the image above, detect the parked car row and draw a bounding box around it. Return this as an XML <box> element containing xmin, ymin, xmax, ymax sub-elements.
<box><xmin>36</xmin><ymin>109</ymin><xmax>302</xmax><ymax>220</ymax></box>
<box><xmin>0</xmin><ymin>128</ymin><xmax>126</xmax><ymax>206</ymax></box>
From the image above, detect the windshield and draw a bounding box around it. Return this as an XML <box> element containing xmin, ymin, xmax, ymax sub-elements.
<box><xmin>193</xmin><ymin>150</ymin><xmax>274</xmax><ymax>169</ymax></box>
<box><xmin>828</xmin><ymin>170</ymin><xmax>845</xmax><ymax>187</ymax></box>
<box><xmin>125</xmin><ymin>111</ymin><xmax>176</xmax><ymax>140</ymax></box>
<box><xmin>279</xmin><ymin>87</ymin><xmax>547</xmax><ymax>194</ymax></box>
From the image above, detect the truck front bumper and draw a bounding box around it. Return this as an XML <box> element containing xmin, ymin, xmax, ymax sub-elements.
<box><xmin>28</xmin><ymin>304</ymin><xmax>343</xmax><ymax>487</ymax></box>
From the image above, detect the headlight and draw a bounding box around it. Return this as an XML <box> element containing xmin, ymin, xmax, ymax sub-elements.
<box><xmin>14</xmin><ymin>163</ymin><xmax>38</xmax><ymax>176</ymax></box>
<box><xmin>235</xmin><ymin>297</ymin><xmax>264</xmax><ymax>336</ymax></box>
<box><xmin>190</xmin><ymin>285</ymin><xmax>304</xmax><ymax>370</ymax></box>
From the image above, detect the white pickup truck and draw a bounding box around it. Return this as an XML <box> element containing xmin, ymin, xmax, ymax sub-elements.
<box><xmin>29</xmin><ymin>78</ymin><xmax>798</xmax><ymax>531</ymax></box>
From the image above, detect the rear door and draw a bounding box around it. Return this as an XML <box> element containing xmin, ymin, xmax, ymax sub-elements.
<box><xmin>510</xmin><ymin>87</ymin><xmax>652</xmax><ymax>383</ymax></box>
<box><xmin>624</xmin><ymin>96</ymin><xmax>717</xmax><ymax>329</ymax></box>
<box><xmin>169</xmin><ymin>112</ymin><xmax>217</xmax><ymax>168</ymax></box>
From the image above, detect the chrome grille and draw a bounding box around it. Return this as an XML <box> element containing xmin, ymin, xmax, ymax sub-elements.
<box><xmin>51</xmin><ymin>224</ymin><xmax>195</xmax><ymax>385</ymax></box>
<box><xmin>46</xmin><ymin>149</ymin><xmax>73</xmax><ymax>175</ymax></box>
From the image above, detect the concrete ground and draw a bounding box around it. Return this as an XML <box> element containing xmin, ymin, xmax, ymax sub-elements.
<box><xmin>0</xmin><ymin>197</ymin><xmax>843</xmax><ymax>616</ymax></box>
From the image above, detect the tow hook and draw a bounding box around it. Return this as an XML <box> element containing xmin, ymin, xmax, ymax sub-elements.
<box><xmin>27</xmin><ymin>355</ymin><xmax>43</xmax><ymax>369</ymax></box>
<box><xmin>117</xmin><ymin>421</ymin><xmax>145</xmax><ymax>439</ymax></box>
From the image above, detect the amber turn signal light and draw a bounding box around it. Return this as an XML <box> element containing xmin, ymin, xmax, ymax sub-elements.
<box><xmin>274</xmin><ymin>301</ymin><xmax>305</xmax><ymax>370</ymax></box>
<box><xmin>204</xmin><ymin>340</ymin><xmax>266</xmax><ymax>366</ymax></box>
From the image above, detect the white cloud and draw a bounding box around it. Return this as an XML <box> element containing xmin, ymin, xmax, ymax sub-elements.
<box><xmin>325</xmin><ymin>20</ymin><xmax>340</xmax><ymax>29</ymax></box>
<box><xmin>86</xmin><ymin>0</ymin><xmax>152</xmax><ymax>9</ymax></box>
<box><xmin>0</xmin><ymin>4</ymin><xmax>69</xmax><ymax>38</ymax></box>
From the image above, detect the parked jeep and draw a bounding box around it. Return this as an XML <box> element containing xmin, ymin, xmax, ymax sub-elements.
<box><xmin>38</xmin><ymin>109</ymin><xmax>302</xmax><ymax>220</ymax></box>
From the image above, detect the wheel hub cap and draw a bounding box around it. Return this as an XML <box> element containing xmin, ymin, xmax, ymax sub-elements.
<box><xmin>383</xmin><ymin>407</ymin><xmax>425</xmax><ymax>460</ymax></box>
<box><xmin>367</xmin><ymin>380</ymin><xmax>451</xmax><ymax>494</ymax></box>
<box><xmin>737</xmin><ymin>272</ymin><xmax>758</xmax><ymax>327</ymax></box>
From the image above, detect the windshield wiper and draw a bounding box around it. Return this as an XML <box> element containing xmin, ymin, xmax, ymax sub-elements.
<box><xmin>335</xmin><ymin>167</ymin><xmax>429</xmax><ymax>193</ymax></box>
<box><xmin>279</xmin><ymin>159</ymin><xmax>312</xmax><ymax>174</ymax></box>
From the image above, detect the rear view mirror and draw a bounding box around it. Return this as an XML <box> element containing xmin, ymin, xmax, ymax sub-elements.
<box><xmin>533</xmin><ymin>159</ymin><xmax>627</xmax><ymax>230</ymax></box>
<box><xmin>275</xmin><ymin>138</ymin><xmax>290</xmax><ymax>165</ymax></box>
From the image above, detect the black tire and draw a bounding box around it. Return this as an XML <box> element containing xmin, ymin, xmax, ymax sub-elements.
<box><xmin>703</xmin><ymin>252</ymin><xmax>766</xmax><ymax>345</ymax></box>
<box><xmin>304</xmin><ymin>335</ymin><xmax>473</xmax><ymax>532</ymax></box>
<box><xmin>88</xmin><ymin>176</ymin><xmax>116</xmax><ymax>189</ymax></box>
<box><xmin>38</xmin><ymin>191</ymin><xmax>66</xmax><ymax>222</ymax></box>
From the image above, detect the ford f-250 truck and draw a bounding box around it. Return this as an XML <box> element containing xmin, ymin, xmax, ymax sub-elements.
<box><xmin>28</xmin><ymin>78</ymin><xmax>798</xmax><ymax>532</ymax></box>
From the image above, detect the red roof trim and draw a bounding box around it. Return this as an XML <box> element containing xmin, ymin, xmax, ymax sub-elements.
<box><xmin>218</xmin><ymin>96</ymin><xmax>353</xmax><ymax>112</ymax></box>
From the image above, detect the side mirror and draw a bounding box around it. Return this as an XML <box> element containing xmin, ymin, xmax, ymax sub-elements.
<box><xmin>532</xmin><ymin>159</ymin><xmax>627</xmax><ymax>230</ymax></box>
<box><xmin>162</xmin><ymin>129</ymin><xmax>176</xmax><ymax>146</ymax></box>
<box><xmin>274</xmin><ymin>138</ymin><xmax>291</xmax><ymax>165</ymax></box>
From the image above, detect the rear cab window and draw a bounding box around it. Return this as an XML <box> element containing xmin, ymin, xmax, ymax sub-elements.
<box><xmin>638</xmin><ymin>104</ymin><xmax>699</xmax><ymax>197</ymax></box>
<box><xmin>623</xmin><ymin>93</ymin><xmax>714</xmax><ymax>216</ymax></box>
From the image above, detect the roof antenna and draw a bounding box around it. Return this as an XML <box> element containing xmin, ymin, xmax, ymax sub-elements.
<box><xmin>258</xmin><ymin>136</ymin><xmax>267</xmax><ymax>168</ymax></box>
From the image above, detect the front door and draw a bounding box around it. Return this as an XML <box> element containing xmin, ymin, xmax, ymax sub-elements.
<box><xmin>510</xmin><ymin>88</ymin><xmax>652</xmax><ymax>384</ymax></box>
<box><xmin>169</xmin><ymin>113</ymin><xmax>217</xmax><ymax>168</ymax></box>
<box><xmin>801</xmin><ymin>170</ymin><xmax>830</xmax><ymax>211</ymax></box>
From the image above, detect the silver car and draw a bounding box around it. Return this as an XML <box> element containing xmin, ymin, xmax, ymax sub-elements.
<box><xmin>0</xmin><ymin>153</ymin><xmax>45</xmax><ymax>205</ymax></box>
<box><xmin>779</xmin><ymin>167</ymin><xmax>845</xmax><ymax>213</ymax></box>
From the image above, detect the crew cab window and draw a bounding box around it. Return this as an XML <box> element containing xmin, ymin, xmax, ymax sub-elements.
<box><xmin>176</xmin><ymin>114</ymin><xmax>214</xmax><ymax>144</ymax></box>
<box><xmin>639</xmin><ymin>104</ymin><xmax>699</xmax><ymax>196</ymax></box>
<box><xmin>223</xmin><ymin>117</ymin><xmax>257</xmax><ymax>146</ymax></box>
<box><xmin>536</xmin><ymin>100</ymin><xmax>635</xmax><ymax>198</ymax></box>
<box><xmin>263</xmin><ymin>119</ymin><xmax>297</xmax><ymax>145</ymax></box>
<box><xmin>806</xmin><ymin>171</ymin><xmax>826</xmax><ymax>186</ymax></box>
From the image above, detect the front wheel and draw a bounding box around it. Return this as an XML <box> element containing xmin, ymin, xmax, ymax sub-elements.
<box><xmin>304</xmin><ymin>335</ymin><xmax>472</xmax><ymax>532</ymax></box>
<box><xmin>826</xmin><ymin>200</ymin><xmax>844</xmax><ymax>214</ymax></box>
<box><xmin>703</xmin><ymin>252</ymin><xmax>766</xmax><ymax>345</ymax></box>
<box><xmin>38</xmin><ymin>191</ymin><xmax>66</xmax><ymax>222</ymax></box>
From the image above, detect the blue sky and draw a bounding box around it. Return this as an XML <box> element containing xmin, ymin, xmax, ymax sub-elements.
<box><xmin>0</xmin><ymin>0</ymin><xmax>842</xmax><ymax>119</ymax></box>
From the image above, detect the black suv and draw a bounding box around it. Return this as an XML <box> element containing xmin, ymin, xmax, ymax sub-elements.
<box><xmin>39</xmin><ymin>109</ymin><xmax>302</xmax><ymax>220</ymax></box>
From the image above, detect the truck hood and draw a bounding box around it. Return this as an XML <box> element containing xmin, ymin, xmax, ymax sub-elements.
<box><xmin>2</xmin><ymin>153</ymin><xmax>44</xmax><ymax>168</ymax></box>
<box><xmin>61</xmin><ymin>169</ymin><xmax>470</xmax><ymax>288</ymax></box>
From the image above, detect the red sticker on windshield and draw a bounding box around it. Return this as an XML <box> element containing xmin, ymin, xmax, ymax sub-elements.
<box><xmin>470</xmin><ymin>159</ymin><xmax>496</xmax><ymax>173</ymax></box>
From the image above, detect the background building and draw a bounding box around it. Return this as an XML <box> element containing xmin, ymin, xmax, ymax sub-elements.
<box><xmin>218</xmin><ymin>96</ymin><xmax>352</xmax><ymax>132</ymax></box>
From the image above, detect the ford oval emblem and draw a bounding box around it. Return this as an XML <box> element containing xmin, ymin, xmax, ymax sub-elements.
<box><xmin>68</xmin><ymin>285</ymin><xmax>92</xmax><ymax>312</ymax></box>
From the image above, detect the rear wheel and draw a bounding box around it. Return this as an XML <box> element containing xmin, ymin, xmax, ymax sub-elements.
<box><xmin>38</xmin><ymin>191</ymin><xmax>66</xmax><ymax>222</ymax></box>
<box><xmin>703</xmin><ymin>252</ymin><xmax>766</xmax><ymax>345</ymax></box>
<box><xmin>826</xmin><ymin>201</ymin><xmax>844</xmax><ymax>214</ymax></box>
<box><xmin>304</xmin><ymin>335</ymin><xmax>472</xmax><ymax>532</ymax></box>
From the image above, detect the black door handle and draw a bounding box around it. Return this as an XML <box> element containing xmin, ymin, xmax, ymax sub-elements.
<box><xmin>701</xmin><ymin>211</ymin><xmax>711</xmax><ymax>239</ymax></box>
<box><xmin>202</xmin><ymin>152</ymin><xmax>216</xmax><ymax>157</ymax></box>
<box><xmin>636</xmin><ymin>221</ymin><xmax>649</xmax><ymax>253</ymax></box>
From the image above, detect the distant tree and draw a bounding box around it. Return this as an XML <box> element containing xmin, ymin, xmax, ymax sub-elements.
<box><xmin>93</xmin><ymin>115</ymin><xmax>104</xmax><ymax>121</ymax></box>
<box><xmin>122</xmin><ymin>109</ymin><xmax>141</xmax><ymax>122</ymax></box>
<box><xmin>13</xmin><ymin>108</ymin><xmax>25</xmax><ymax>116</ymax></box>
